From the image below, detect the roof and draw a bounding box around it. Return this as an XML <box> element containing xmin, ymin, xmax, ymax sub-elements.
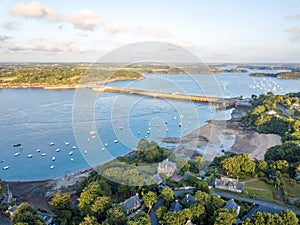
<box><xmin>121</xmin><ymin>194</ymin><xmax>141</xmax><ymax>211</ymax></box>
<box><xmin>224</xmin><ymin>199</ymin><xmax>239</xmax><ymax>212</ymax></box>
<box><xmin>182</xmin><ymin>194</ymin><xmax>195</xmax><ymax>206</ymax></box>
<box><xmin>171</xmin><ymin>174</ymin><xmax>183</xmax><ymax>183</ymax></box>
<box><xmin>7</xmin><ymin>205</ymin><xmax>18</xmax><ymax>214</ymax></box>
<box><xmin>170</xmin><ymin>200</ymin><xmax>183</xmax><ymax>212</ymax></box>
<box><xmin>159</xmin><ymin>159</ymin><xmax>176</xmax><ymax>168</ymax></box>
<box><xmin>242</xmin><ymin>205</ymin><xmax>282</xmax><ymax>220</ymax></box>
<box><xmin>215</xmin><ymin>177</ymin><xmax>245</xmax><ymax>191</ymax></box>
<box><xmin>37</xmin><ymin>212</ymin><xmax>53</xmax><ymax>225</ymax></box>
<box><xmin>152</xmin><ymin>174</ymin><xmax>163</xmax><ymax>184</ymax></box>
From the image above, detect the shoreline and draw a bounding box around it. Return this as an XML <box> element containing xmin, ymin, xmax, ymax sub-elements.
<box><xmin>1</xmin><ymin>105</ymin><xmax>283</xmax><ymax>210</ymax></box>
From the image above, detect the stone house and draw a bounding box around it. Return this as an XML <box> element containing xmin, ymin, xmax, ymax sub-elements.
<box><xmin>157</xmin><ymin>159</ymin><xmax>177</xmax><ymax>177</ymax></box>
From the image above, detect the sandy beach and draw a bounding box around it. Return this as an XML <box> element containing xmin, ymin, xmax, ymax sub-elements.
<box><xmin>163</xmin><ymin>107</ymin><xmax>282</xmax><ymax>161</ymax></box>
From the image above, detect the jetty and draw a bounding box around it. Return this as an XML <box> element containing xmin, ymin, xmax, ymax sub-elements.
<box><xmin>93</xmin><ymin>86</ymin><xmax>240</xmax><ymax>109</ymax></box>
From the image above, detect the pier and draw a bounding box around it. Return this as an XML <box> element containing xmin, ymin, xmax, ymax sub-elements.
<box><xmin>93</xmin><ymin>86</ymin><xmax>240</xmax><ymax>108</ymax></box>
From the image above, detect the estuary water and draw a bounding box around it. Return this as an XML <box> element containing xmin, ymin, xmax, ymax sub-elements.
<box><xmin>0</xmin><ymin>72</ymin><xmax>299</xmax><ymax>181</ymax></box>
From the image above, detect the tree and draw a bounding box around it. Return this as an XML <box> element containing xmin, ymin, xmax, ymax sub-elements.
<box><xmin>280</xmin><ymin>210</ymin><xmax>298</xmax><ymax>225</ymax></box>
<box><xmin>213</xmin><ymin>208</ymin><xmax>236</xmax><ymax>225</ymax></box>
<box><xmin>91</xmin><ymin>196</ymin><xmax>112</xmax><ymax>220</ymax></box>
<box><xmin>127</xmin><ymin>212</ymin><xmax>150</xmax><ymax>225</ymax></box>
<box><xmin>176</xmin><ymin>158</ymin><xmax>190</xmax><ymax>174</ymax></box>
<box><xmin>78</xmin><ymin>182</ymin><xmax>102</xmax><ymax>214</ymax></box>
<box><xmin>49</xmin><ymin>193</ymin><xmax>73</xmax><ymax>225</ymax></box>
<box><xmin>221</xmin><ymin>154</ymin><xmax>255</xmax><ymax>175</ymax></box>
<box><xmin>195</xmin><ymin>156</ymin><xmax>204</xmax><ymax>173</ymax></box>
<box><xmin>142</xmin><ymin>191</ymin><xmax>157</xmax><ymax>213</ymax></box>
<box><xmin>102</xmin><ymin>204</ymin><xmax>127</xmax><ymax>225</ymax></box>
<box><xmin>79</xmin><ymin>215</ymin><xmax>100</xmax><ymax>225</ymax></box>
<box><xmin>161</xmin><ymin>188</ymin><xmax>174</xmax><ymax>205</ymax></box>
<box><xmin>11</xmin><ymin>203</ymin><xmax>45</xmax><ymax>225</ymax></box>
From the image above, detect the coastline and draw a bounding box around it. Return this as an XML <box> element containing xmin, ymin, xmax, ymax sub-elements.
<box><xmin>0</xmin><ymin>76</ymin><xmax>145</xmax><ymax>90</ymax></box>
<box><xmin>2</xmin><ymin>105</ymin><xmax>282</xmax><ymax>211</ymax></box>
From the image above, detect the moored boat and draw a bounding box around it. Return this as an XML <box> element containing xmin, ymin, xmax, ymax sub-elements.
<box><xmin>41</xmin><ymin>153</ymin><xmax>46</xmax><ymax>156</ymax></box>
<box><xmin>27</xmin><ymin>154</ymin><xmax>33</xmax><ymax>158</ymax></box>
<box><xmin>13</xmin><ymin>143</ymin><xmax>21</xmax><ymax>147</ymax></box>
<box><xmin>2</xmin><ymin>166</ymin><xmax>10</xmax><ymax>170</ymax></box>
<box><xmin>14</xmin><ymin>152</ymin><xmax>20</xmax><ymax>156</ymax></box>
<box><xmin>49</xmin><ymin>142</ymin><xmax>54</xmax><ymax>146</ymax></box>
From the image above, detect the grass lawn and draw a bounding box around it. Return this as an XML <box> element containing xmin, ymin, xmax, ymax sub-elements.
<box><xmin>283</xmin><ymin>177</ymin><xmax>300</xmax><ymax>198</ymax></box>
<box><xmin>245</xmin><ymin>179</ymin><xmax>277</xmax><ymax>202</ymax></box>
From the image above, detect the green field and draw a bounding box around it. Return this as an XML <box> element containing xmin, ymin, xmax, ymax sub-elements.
<box><xmin>245</xmin><ymin>179</ymin><xmax>277</xmax><ymax>202</ymax></box>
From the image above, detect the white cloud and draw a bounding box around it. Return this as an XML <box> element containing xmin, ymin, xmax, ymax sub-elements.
<box><xmin>9</xmin><ymin>39</ymin><xmax>74</xmax><ymax>52</ymax></box>
<box><xmin>66</xmin><ymin>9</ymin><xmax>102</xmax><ymax>31</ymax></box>
<box><xmin>138</xmin><ymin>26</ymin><xmax>170</xmax><ymax>38</ymax></box>
<box><xmin>105</xmin><ymin>23</ymin><xmax>127</xmax><ymax>34</ymax></box>
<box><xmin>11</xmin><ymin>1</ymin><xmax>61</xmax><ymax>22</ymax></box>
<box><xmin>3</xmin><ymin>21</ymin><xmax>18</xmax><ymax>30</ymax></box>
<box><xmin>10</xmin><ymin>2</ymin><xmax>102</xmax><ymax>31</ymax></box>
<box><xmin>287</xmin><ymin>28</ymin><xmax>300</xmax><ymax>40</ymax></box>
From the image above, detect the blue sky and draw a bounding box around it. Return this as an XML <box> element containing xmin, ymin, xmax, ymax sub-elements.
<box><xmin>0</xmin><ymin>0</ymin><xmax>300</xmax><ymax>62</ymax></box>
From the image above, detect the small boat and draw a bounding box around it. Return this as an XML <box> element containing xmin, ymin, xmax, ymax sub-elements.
<box><xmin>3</xmin><ymin>166</ymin><xmax>10</xmax><ymax>170</ymax></box>
<box><xmin>84</xmin><ymin>150</ymin><xmax>88</xmax><ymax>154</ymax></box>
<box><xmin>147</xmin><ymin>131</ymin><xmax>150</xmax><ymax>134</ymax></box>
<box><xmin>104</xmin><ymin>143</ymin><xmax>108</xmax><ymax>147</ymax></box>
<box><xmin>49</xmin><ymin>142</ymin><xmax>55</xmax><ymax>146</ymax></box>
<box><xmin>138</xmin><ymin>131</ymin><xmax>141</xmax><ymax>135</ymax></box>
<box><xmin>56</xmin><ymin>148</ymin><xmax>60</xmax><ymax>152</ymax></box>
<box><xmin>91</xmin><ymin>135</ymin><xmax>96</xmax><ymax>139</ymax></box>
<box><xmin>90</xmin><ymin>131</ymin><xmax>96</xmax><ymax>135</ymax></box>
<box><xmin>119</xmin><ymin>126</ymin><xmax>123</xmax><ymax>130</ymax></box>
<box><xmin>36</xmin><ymin>149</ymin><xmax>41</xmax><ymax>152</ymax></box>
<box><xmin>64</xmin><ymin>141</ymin><xmax>69</xmax><ymax>146</ymax></box>
<box><xmin>148</xmin><ymin>127</ymin><xmax>151</xmax><ymax>131</ymax></box>
<box><xmin>13</xmin><ymin>143</ymin><xmax>21</xmax><ymax>147</ymax></box>
<box><xmin>87</xmin><ymin>138</ymin><xmax>90</xmax><ymax>142</ymax></box>
<box><xmin>70</xmin><ymin>158</ymin><xmax>74</xmax><ymax>162</ymax></box>
<box><xmin>173</xmin><ymin>116</ymin><xmax>177</xmax><ymax>120</ymax></box>
<box><xmin>27</xmin><ymin>154</ymin><xmax>33</xmax><ymax>158</ymax></box>
<box><xmin>50</xmin><ymin>165</ymin><xmax>54</xmax><ymax>169</ymax></box>
<box><xmin>101</xmin><ymin>147</ymin><xmax>105</xmax><ymax>151</ymax></box>
<box><xmin>41</xmin><ymin>153</ymin><xmax>46</xmax><ymax>156</ymax></box>
<box><xmin>178</xmin><ymin>123</ymin><xmax>182</xmax><ymax>127</ymax></box>
<box><xmin>14</xmin><ymin>152</ymin><xmax>20</xmax><ymax>156</ymax></box>
<box><xmin>114</xmin><ymin>140</ymin><xmax>118</xmax><ymax>143</ymax></box>
<box><xmin>72</xmin><ymin>146</ymin><xmax>77</xmax><ymax>150</ymax></box>
<box><xmin>52</xmin><ymin>157</ymin><xmax>56</xmax><ymax>161</ymax></box>
<box><xmin>69</xmin><ymin>151</ymin><xmax>74</xmax><ymax>155</ymax></box>
<box><xmin>155</xmin><ymin>125</ymin><xmax>159</xmax><ymax>127</ymax></box>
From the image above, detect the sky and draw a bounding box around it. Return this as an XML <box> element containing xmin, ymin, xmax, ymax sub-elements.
<box><xmin>0</xmin><ymin>0</ymin><xmax>300</xmax><ymax>63</ymax></box>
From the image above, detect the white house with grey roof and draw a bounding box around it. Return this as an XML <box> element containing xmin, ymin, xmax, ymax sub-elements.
<box><xmin>121</xmin><ymin>193</ymin><xmax>142</xmax><ymax>215</ymax></box>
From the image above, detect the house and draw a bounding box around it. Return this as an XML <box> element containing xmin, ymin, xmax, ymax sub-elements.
<box><xmin>215</xmin><ymin>177</ymin><xmax>245</xmax><ymax>193</ymax></box>
<box><xmin>242</xmin><ymin>205</ymin><xmax>282</xmax><ymax>220</ymax></box>
<box><xmin>152</xmin><ymin>174</ymin><xmax>163</xmax><ymax>185</ymax></box>
<box><xmin>37</xmin><ymin>211</ymin><xmax>53</xmax><ymax>225</ymax></box>
<box><xmin>6</xmin><ymin>205</ymin><xmax>18</xmax><ymax>216</ymax></box>
<box><xmin>182</xmin><ymin>193</ymin><xmax>195</xmax><ymax>207</ymax></box>
<box><xmin>121</xmin><ymin>194</ymin><xmax>142</xmax><ymax>215</ymax></box>
<box><xmin>223</xmin><ymin>199</ymin><xmax>240</xmax><ymax>215</ymax></box>
<box><xmin>157</xmin><ymin>159</ymin><xmax>177</xmax><ymax>177</ymax></box>
<box><xmin>171</xmin><ymin>174</ymin><xmax>183</xmax><ymax>183</ymax></box>
<box><xmin>170</xmin><ymin>200</ymin><xmax>183</xmax><ymax>212</ymax></box>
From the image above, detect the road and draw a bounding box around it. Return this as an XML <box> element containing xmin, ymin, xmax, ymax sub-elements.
<box><xmin>277</xmin><ymin>104</ymin><xmax>296</xmax><ymax>120</ymax></box>
<box><xmin>212</xmin><ymin>190</ymin><xmax>300</xmax><ymax>215</ymax></box>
